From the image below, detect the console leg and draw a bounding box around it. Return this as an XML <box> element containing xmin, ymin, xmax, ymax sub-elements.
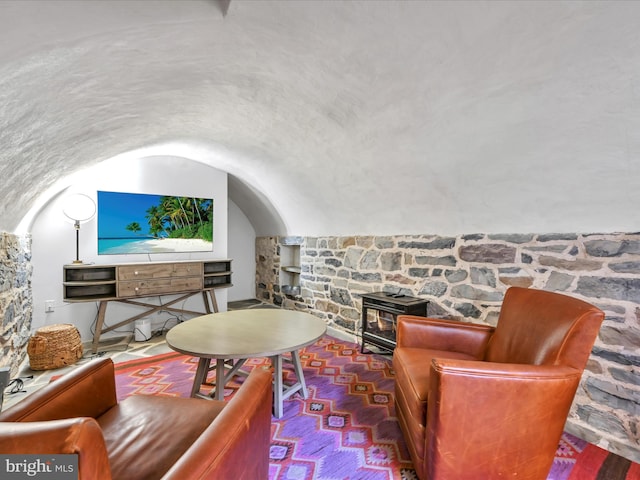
<box><xmin>92</xmin><ymin>301</ymin><xmax>108</xmax><ymax>354</ymax></box>
<box><xmin>208</xmin><ymin>290</ymin><xmax>219</xmax><ymax>313</ymax></box>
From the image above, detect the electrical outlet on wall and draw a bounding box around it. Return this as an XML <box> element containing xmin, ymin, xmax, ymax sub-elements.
<box><xmin>45</xmin><ymin>300</ymin><xmax>55</xmax><ymax>313</ymax></box>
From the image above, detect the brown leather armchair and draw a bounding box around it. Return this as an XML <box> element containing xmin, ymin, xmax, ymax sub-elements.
<box><xmin>392</xmin><ymin>287</ymin><xmax>604</xmax><ymax>480</ymax></box>
<box><xmin>0</xmin><ymin>357</ymin><xmax>272</xmax><ymax>479</ymax></box>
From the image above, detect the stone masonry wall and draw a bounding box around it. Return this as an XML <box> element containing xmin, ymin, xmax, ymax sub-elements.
<box><xmin>256</xmin><ymin>233</ymin><xmax>640</xmax><ymax>463</ymax></box>
<box><xmin>0</xmin><ymin>233</ymin><xmax>33</xmax><ymax>378</ymax></box>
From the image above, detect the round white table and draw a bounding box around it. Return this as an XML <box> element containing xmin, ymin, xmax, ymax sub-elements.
<box><xmin>165</xmin><ymin>308</ymin><xmax>327</xmax><ymax>417</ymax></box>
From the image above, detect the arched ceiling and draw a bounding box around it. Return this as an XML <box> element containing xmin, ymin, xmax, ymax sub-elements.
<box><xmin>1</xmin><ymin>0</ymin><xmax>639</xmax><ymax>236</ymax></box>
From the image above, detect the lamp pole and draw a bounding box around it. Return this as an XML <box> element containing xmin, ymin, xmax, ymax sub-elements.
<box><xmin>74</xmin><ymin>220</ymin><xmax>81</xmax><ymax>264</ymax></box>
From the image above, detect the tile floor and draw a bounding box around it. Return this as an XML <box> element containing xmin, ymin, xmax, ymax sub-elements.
<box><xmin>2</xmin><ymin>330</ymin><xmax>173</xmax><ymax>411</ymax></box>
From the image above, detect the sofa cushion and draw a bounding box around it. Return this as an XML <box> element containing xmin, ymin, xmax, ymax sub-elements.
<box><xmin>97</xmin><ymin>395</ymin><xmax>225</xmax><ymax>480</ymax></box>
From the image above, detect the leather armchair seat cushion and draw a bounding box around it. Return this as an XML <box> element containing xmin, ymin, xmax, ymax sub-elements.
<box><xmin>393</xmin><ymin>348</ymin><xmax>477</xmax><ymax>462</ymax></box>
<box><xmin>394</xmin><ymin>348</ymin><xmax>478</xmax><ymax>424</ymax></box>
<box><xmin>98</xmin><ymin>395</ymin><xmax>225</xmax><ymax>480</ymax></box>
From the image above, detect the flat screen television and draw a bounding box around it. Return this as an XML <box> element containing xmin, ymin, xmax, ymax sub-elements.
<box><xmin>97</xmin><ymin>191</ymin><xmax>213</xmax><ymax>255</ymax></box>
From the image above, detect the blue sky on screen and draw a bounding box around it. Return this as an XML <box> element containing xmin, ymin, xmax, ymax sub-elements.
<box><xmin>97</xmin><ymin>191</ymin><xmax>163</xmax><ymax>238</ymax></box>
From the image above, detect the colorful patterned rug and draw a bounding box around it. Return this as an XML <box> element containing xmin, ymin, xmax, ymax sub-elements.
<box><xmin>113</xmin><ymin>336</ymin><xmax>639</xmax><ymax>480</ymax></box>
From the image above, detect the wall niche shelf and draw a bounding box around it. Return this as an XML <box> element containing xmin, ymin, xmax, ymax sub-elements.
<box><xmin>281</xmin><ymin>266</ymin><xmax>301</xmax><ymax>274</ymax></box>
<box><xmin>63</xmin><ymin>259</ymin><xmax>232</xmax><ymax>353</ymax></box>
<box><xmin>279</xmin><ymin>236</ymin><xmax>302</xmax><ymax>296</ymax></box>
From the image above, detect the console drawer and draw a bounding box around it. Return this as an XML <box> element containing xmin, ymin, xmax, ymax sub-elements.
<box><xmin>118</xmin><ymin>276</ymin><xmax>203</xmax><ymax>297</ymax></box>
<box><xmin>118</xmin><ymin>262</ymin><xmax>202</xmax><ymax>281</ymax></box>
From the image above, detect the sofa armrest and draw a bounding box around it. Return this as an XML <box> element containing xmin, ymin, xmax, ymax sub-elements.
<box><xmin>424</xmin><ymin>358</ymin><xmax>582</xmax><ymax>479</ymax></box>
<box><xmin>0</xmin><ymin>358</ymin><xmax>117</xmax><ymax>422</ymax></box>
<box><xmin>0</xmin><ymin>418</ymin><xmax>112</xmax><ymax>479</ymax></box>
<box><xmin>162</xmin><ymin>365</ymin><xmax>273</xmax><ymax>480</ymax></box>
<box><xmin>396</xmin><ymin>315</ymin><xmax>494</xmax><ymax>358</ymax></box>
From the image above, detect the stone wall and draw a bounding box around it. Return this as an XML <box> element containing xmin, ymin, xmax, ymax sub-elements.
<box><xmin>256</xmin><ymin>233</ymin><xmax>640</xmax><ymax>462</ymax></box>
<box><xmin>0</xmin><ymin>233</ymin><xmax>33</xmax><ymax>377</ymax></box>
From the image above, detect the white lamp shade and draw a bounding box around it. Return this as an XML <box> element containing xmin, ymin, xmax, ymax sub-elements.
<box><xmin>62</xmin><ymin>193</ymin><xmax>96</xmax><ymax>223</ymax></box>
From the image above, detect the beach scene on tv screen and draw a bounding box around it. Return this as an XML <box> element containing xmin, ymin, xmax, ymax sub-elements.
<box><xmin>97</xmin><ymin>191</ymin><xmax>213</xmax><ymax>254</ymax></box>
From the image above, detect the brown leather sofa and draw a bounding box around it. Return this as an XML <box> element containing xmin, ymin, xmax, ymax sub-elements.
<box><xmin>0</xmin><ymin>357</ymin><xmax>272</xmax><ymax>479</ymax></box>
<box><xmin>392</xmin><ymin>286</ymin><xmax>604</xmax><ymax>480</ymax></box>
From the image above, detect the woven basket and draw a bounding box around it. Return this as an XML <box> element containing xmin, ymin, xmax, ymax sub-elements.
<box><xmin>27</xmin><ymin>324</ymin><xmax>83</xmax><ymax>371</ymax></box>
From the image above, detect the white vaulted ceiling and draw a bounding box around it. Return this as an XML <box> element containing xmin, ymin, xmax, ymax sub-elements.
<box><xmin>1</xmin><ymin>0</ymin><xmax>639</xmax><ymax>236</ymax></box>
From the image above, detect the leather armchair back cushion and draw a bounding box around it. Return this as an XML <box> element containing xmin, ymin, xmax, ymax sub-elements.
<box><xmin>98</xmin><ymin>395</ymin><xmax>225</xmax><ymax>480</ymax></box>
<box><xmin>0</xmin><ymin>359</ymin><xmax>117</xmax><ymax>422</ymax></box>
<box><xmin>484</xmin><ymin>287</ymin><xmax>604</xmax><ymax>369</ymax></box>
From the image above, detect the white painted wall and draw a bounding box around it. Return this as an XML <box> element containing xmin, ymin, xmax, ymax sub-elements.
<box><xmin>29</xmin><ymin>156</ymin><xmax>244</xmax><ymax>342</ymax></box>
<box><xmin>228</xmin><ymin>200</ymin><xmax>256</xmax><ymax>302</ymax></box>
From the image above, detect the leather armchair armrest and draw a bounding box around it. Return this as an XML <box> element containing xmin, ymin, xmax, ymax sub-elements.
<box><xmin>0</xmin><ymin>358</ymin><xmax>117</xmax><ymax>422</ymax></box>
<box><xmin>425</xmin><ymin>359</ymin><xmax>582</xmax><ymax>479</ymax></box>
<box><xmin>0</xmin><ymin>418</ymin><xmax>112</xmax><ymax>480</ymax></box>
<box><xmin>396</xmin><ymin>315</ymin><xmax>494</xmax><ymax>358</ymax></box>
<box><xmin>162</xmin><ymin>366</ymin><xmax>273</xmax><ymax>480</ymax></box>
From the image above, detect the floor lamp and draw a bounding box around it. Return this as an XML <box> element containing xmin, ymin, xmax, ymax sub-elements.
<box><xmin>62</xmin><ymin>193</ymin><xmax>96</xmax><ymax>264</ymax></box>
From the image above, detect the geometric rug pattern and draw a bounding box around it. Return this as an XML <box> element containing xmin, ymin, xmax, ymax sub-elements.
<box><xmin>264</xmin><ymin>337</ymin><xmax>416</xmax><ymax>480</ymax></box>
<box><xmin>113</xmin><ymin>336</ymin><xmax>639</xmax><ymax>480</ymax></box>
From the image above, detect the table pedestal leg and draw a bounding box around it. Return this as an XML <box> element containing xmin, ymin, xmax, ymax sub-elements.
<box><xmin>190</xmin><ymin>358</ymin><xmax>248</xmax><ymax>401</ymax></box>
<box><xmin>191</xmin><ymin>351</ymin><xmax>309</xmax><ymax>417</ymax></box>
<box><xmin>271</xmin><ymin>355</ymin><xmax>284</xmax><ymax>418</ymax></box>
<box><xmin>290</xmin><ymin>350</ymin><xmax>308</xmax><ymax>398</ymax></box>
<box><xmin>270</xmin><ymin>350</ymin><xmax>309</xmax><ymax>418</ymax></box>
<box><xmin>214</xmin><ymin>358</ymin><xmax>226</xmax><ymax>401</ymax></box>
<box><xmin>191</xmin><ymin>358</ymin><xmax>210</xmax><ymax>398</ymax></box>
